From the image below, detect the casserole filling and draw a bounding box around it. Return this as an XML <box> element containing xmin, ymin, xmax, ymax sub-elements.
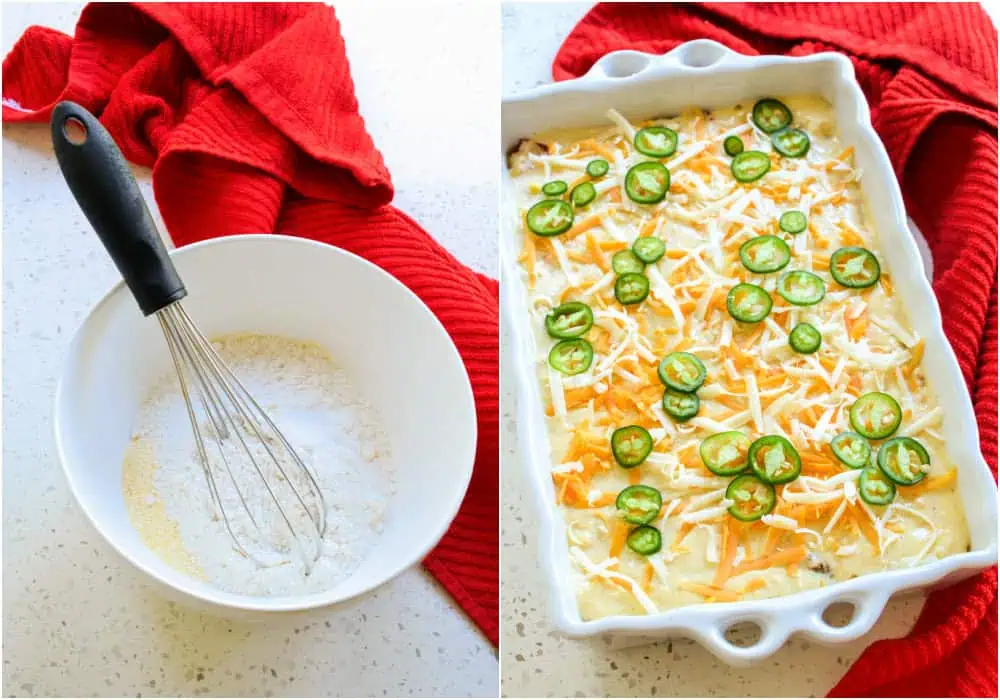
<box><xmin>508</xmin><ymin>96</ymin><xmax>971</xmax><ymax>619</ymax></box>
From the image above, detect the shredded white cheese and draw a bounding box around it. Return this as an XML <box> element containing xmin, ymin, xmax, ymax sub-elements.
<box><xmin>571</xmin><ymin>547</ymin><xmax>658</xmax><ymax>614</ymax></box>
<box><xmin>762</xmin><ymin>514</ymin><xmax>799</xmax><ymax>531</ymax></box>
<box><xmin>782</xmin><ymin>489</ymin><xmax>844</xmax><ymax>505</ymax></box>
<box><xmin>680</xmin><ymin>501</ymin><xmax>734</xmax><ymax>524</ymax></box>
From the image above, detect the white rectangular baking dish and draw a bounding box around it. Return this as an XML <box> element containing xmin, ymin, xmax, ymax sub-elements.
<box><xmin>500</xmin><ymin>40</ymin><xmax>999</xmax><ymax>665</ymax></box>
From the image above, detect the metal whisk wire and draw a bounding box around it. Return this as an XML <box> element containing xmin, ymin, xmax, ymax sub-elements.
<box><xmin>157</xmin><ymin>302</ymin><xmax>328</xmax><ymax>570</ymax></box>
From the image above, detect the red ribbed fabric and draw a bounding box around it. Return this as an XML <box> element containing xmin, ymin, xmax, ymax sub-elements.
<box><xmin>555</xmin><ymin>3</ymin><xmax>997</xmax><ymax>696</ymax></box>
<box><xmin>3</xmin><ymin>2</ymin><xmax>498</xmax><ymax>646</ymax></box>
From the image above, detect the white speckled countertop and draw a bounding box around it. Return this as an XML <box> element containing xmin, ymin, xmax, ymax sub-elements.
<box><xmin>499</xmin><ymin>4</ymin><xmax>925</xmax><ymax>697</ymax></box>
<box><xmin>2</xmin><ymin>3</ymin><xmax>497</xmax><ymax>697</ymax></box>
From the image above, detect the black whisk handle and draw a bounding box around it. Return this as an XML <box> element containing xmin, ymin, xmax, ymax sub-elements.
<box><xmin>51</xmin><ymin>101</ymin><xmax>187</xmax><ymax>316</ymax></box>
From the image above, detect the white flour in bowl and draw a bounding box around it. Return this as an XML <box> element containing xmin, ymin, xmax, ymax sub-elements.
<box><xmin>122</xmin><ymin>333</ymin><xmax>394</xmax><ymax>597</ymax></box>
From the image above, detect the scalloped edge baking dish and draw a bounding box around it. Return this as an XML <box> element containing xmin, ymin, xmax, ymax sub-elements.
<box><xmin>500</xmin><ymin>40</ymin><xmax>998</xmax><ymax>665</ymax></box>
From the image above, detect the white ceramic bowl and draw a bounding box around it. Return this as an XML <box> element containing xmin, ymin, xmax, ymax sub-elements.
<box><xmin>55</xmin><ymin>234</ymin><xmax>477</xmax><ymax>614</ymax></box>
<box><xmin>501</xmin><ymin>40</ymin><xmax>998</xmax><ymax>664</ymax></box>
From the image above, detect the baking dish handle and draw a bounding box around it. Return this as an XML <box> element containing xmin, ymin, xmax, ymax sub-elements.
<box><xmin>798</xmin><ymin>588</ymin><xmax>893</xmax><ymax>643</ymax></box>
<box><xmin>585</xmin><ymin>40</ymin><xmax>754</xmax><ymax>81</ymax></box>
<box><xmin>698</xmin><ymin>588</ymin><xmax>892</xmax><ymax>665</ymax></box>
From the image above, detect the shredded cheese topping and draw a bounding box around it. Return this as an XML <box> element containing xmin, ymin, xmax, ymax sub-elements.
<box><xmin>511</xmin><ymin>95</ymin><xmax>969</xmax><ymax>620</ymax></box>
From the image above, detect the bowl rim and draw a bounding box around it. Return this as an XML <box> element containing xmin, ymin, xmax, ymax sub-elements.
<box><xmin>53</xmin><ymin>233</ymin><xmax>478</xmax><ymax>612</ymax></box>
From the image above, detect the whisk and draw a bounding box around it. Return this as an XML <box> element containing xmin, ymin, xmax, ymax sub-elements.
<box><xmin>51</xmin><ymin>101</ymin><xmax>327</xmax><ymax>571</ymax></box>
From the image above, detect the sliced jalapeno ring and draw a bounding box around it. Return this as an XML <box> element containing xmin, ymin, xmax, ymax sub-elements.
<box><xmin>616</xmin><ymin>485</ymin><xmax>663</xmax><ymax>525</ymax></box>
<box><xmin>662</xmin><ymin>388</ymin><xmax>699</xmax><ymax>422</ymax></box>
<box><xmin>586</xmin><ymin>159</ymin><xmax>610</xmax><ymax>178</ymax></box>
<box><xmin>726</xmin><ymin>283</ymin><xmax>773</xmax><ymax>323</ymax></box>
<box><xmin>749</xmin><ymin>435</ymin><xmax>801</xmax><ymax>485</ymax></box>
<box><xmin>632</xmin><ymin>236</ymin><xmax>666</xmax><ymax>264</ymax></box>
<box><xmin>624</xmin><ymin>161</ymin><xmax>670</xmax><ymax>204</ymax></box>
<box><xmin>548</xmin><ymin>338</ymin><xmax>594</xmax><ymax>376</ymax></box>
<box><xmin>777</xmin><ymin>270</ymin><xmax>826</xmax><ymax>306</ymax></box>
<box><xmin>877</xmin><ymin>437</ymin><xmax>931</xmax><ymax>486</ymax></box>
<box><xmin>526</xmin><ymin>199</ymin><xmax>574</xmax><ymax>237</ymax></box>
<box><xmin>626</xmin><ymin>525</ymin><xmax>662</xmax><ymax>556</ymax></box>
<box><xmin>634</xmin><ymin>126</ymin><xmax>678</xmax><ymax>158</ymax></box>
<box><xmin>831</xmin><ymin>431</ymin><xmax>872</xmax><ymax>469</ymax></box>
<box><xmin>771</xmin><ymin>127</ymin><xmax>811</xmax><ymax>158</ymax></box>
<box><xmin>789</xmin><ymin>322</ymin><xmax>822</xmax><ymax>354</ymax></box>
<box><xmin>779</xmin><ymin>210</ymin><xmax>807</xmax><ymax>234</ymax></box>
<box><xmin>570</xmin><ymin>181</ymin><xmax>597</xmax><ymax>208</ymax></box>
<box><xmin>541</xmin><ymin>180</ymin><xmax>568</xmax><ymax>196</ymax></box>
<box><xmin>850</xmin><ymin>392</ymin><xmax>902</xmax><ymax>440</ymax></box>
<box><xmin>723</xmin><ymin>135</ymin><xmax>745</xmax><ymax>157</ymax></box>
<box><xmin>614</xmin><ymin>272</ymin><xmax>650</xmax><ymax>305</ymax></box>
<box><xmin>611</xmin><ymin>425</ymin><xmax>654</xmax><ymax>468</ymax></box>
<box><xmin>731</xmin><ymin>150</ymin><xmax>771</xmax><ymax>183</ymax></box>
<box><xmin>830</xmin><ymin>247</ymin><xmax>881</xmax><ymax>288</ymax></box>
<box><xmin>657</xmin><ymin>352</ymin><xmax>707</xmax><ymax>393</ymax></box>
<box><xmin>739</xmin><ymin>235</ymin><xmax>791</xmax><ymax>274</ymax></box>
<box><xmin>752</xmin><ymin>98</ymin><xmax>793</xmax><ymax>134</ymax></box>
<box><xmin>612</xmin><ymin>250</ymin><xmax>646</xmax><ymax>275</ymax></box>
<box><xmin>859</xmin><ymin>467</ymin><xmax>896</xmax><ymax>506</ymax></box>
<box><xmin>726</xmin><ymin>474</ymin><xmax>776</xmax><ymax>522</ymax></box>
<box><xmin>545</xmin><ymin>301</ymin><xmax>594</xmax><ymax>339</ymax></box>
<box><xmin>700</xmin><ymin>431</ymin><xmax>751</xmax><ymax>476</ymax></box>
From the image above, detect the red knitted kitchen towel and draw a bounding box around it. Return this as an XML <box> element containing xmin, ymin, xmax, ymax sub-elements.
<box><xmin>3</xmin><ymin>2</ymin><xmax>498</xmax><ymax>647</ymax></box>
<box><xmin>554</xmin><ymin>3</ymin><xmax>997</xmax><ymax>696</ymax></box>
